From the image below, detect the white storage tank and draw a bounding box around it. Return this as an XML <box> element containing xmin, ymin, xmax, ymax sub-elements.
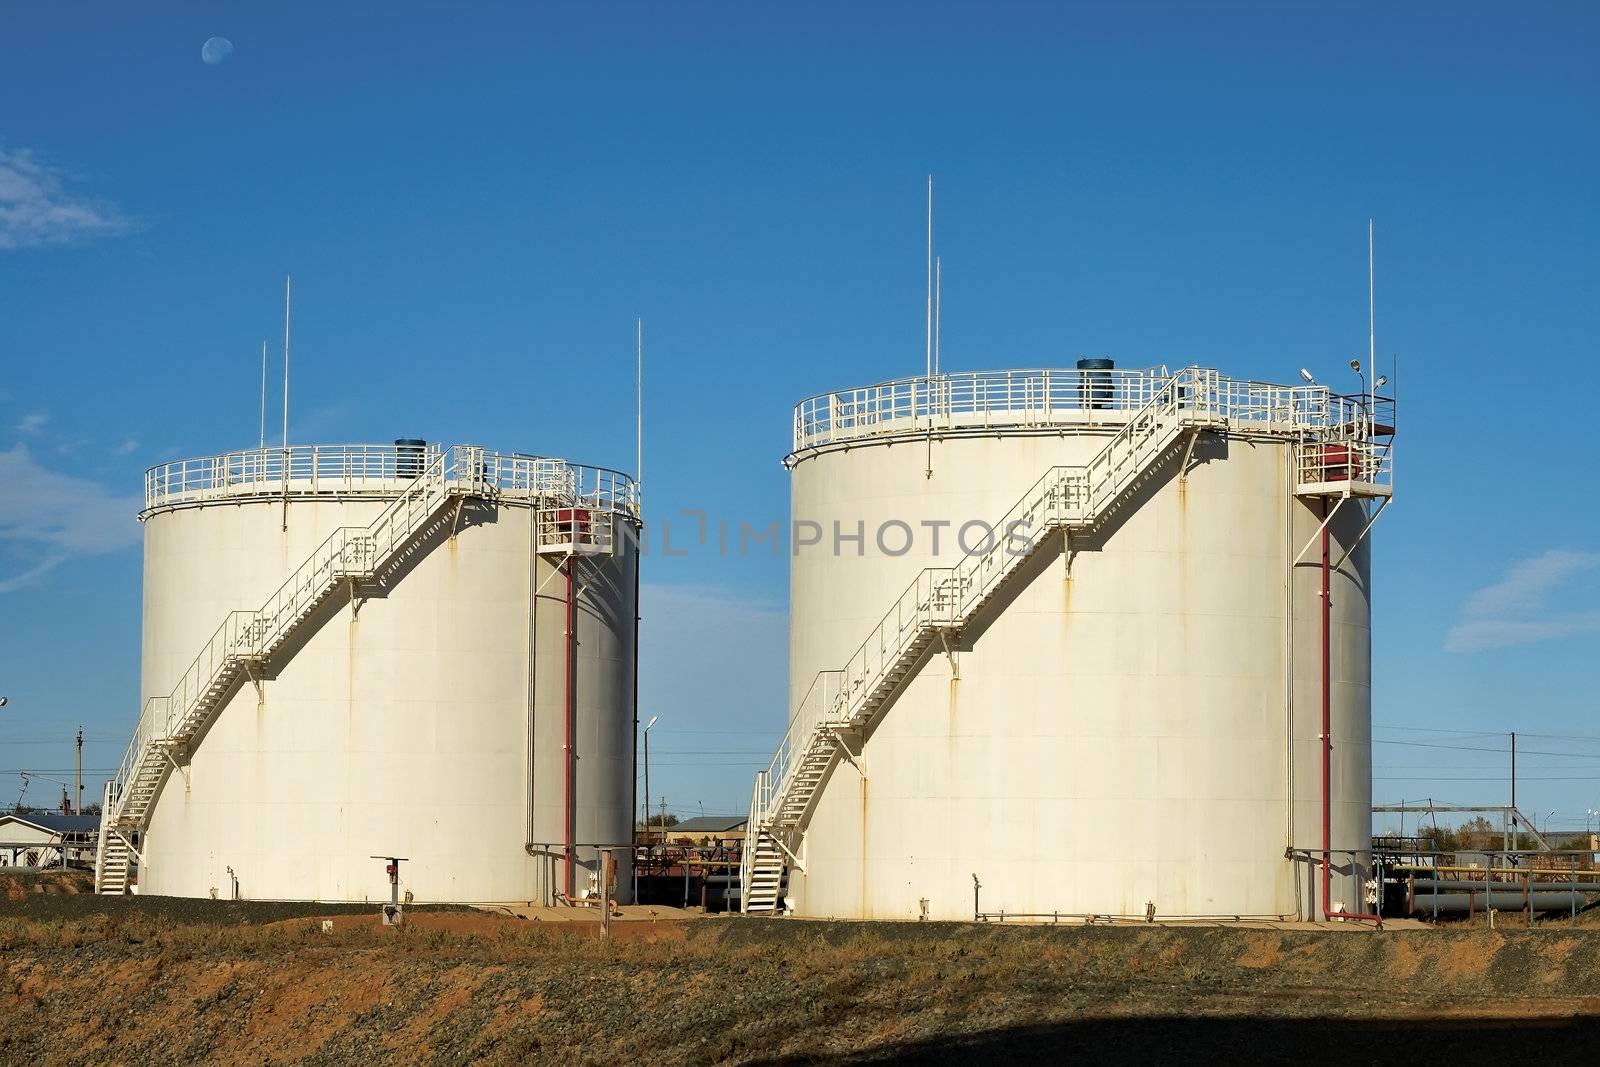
<box><xmin>745</xmin><ymin>365</ymin><xmax>1393</xmax><ymax>922</ymax></box>
<box><xmin>99</xmin><ymin>442</ymin><xmax>639</xmax><ymax>904</ymax></box>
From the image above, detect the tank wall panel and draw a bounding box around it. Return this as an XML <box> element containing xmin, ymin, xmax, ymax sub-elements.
<box><xmin>139</xmin><ymin>497</ymin><xmax>637</xmax><ymax>903</ymax></box>
<box><xmin>787</xmin><ymin>431</ymin><xmax>1371</xmax><ymax>920</ymax></box>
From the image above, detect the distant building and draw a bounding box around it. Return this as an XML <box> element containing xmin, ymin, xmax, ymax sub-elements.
<box><xmin>667</xmin><ymin>815</ymin><xmax>747</xmax><ymax>846</ymax></box>
<box><xmin>0</xmin><ymin>813</ymin><xmax>100</xmax><ymax>868</ymax></box>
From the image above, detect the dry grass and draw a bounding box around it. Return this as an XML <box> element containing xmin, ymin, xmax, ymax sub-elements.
<box><xmin>4</xmin><ymin>914</ymin><xmax>1600</xmax><ymax>1064</ymax></box>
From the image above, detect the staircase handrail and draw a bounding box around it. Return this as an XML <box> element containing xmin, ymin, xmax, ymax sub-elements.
<box><xmin>794</xmin><ymin>366</ymin><xmax>1179</xmax><ymax>450</ymax></box>
<box><xmin>791</xmin><ymin>367</ymin><xmax>1380</xmax><ymax>455</ymax></box>
<box><xmin>109</xmin><ymin>445</ymin><xmax>480</xmax><ymax>824</ymax></box>
<box><xmin>145</xmin><ymin>444</ymin><xmax>641</xmax><ymax>518</ymax></box>
<box><xmin>109</xmin><ymin>605</ymin><xmax>259</xmax><ymax>812</ymax></box>
<box><xmin>759</xmin><ymin>669</ymin><xmax>845</xmax><ymax>818</ymax></box>
<box><xmin>232</xmin><ymin>444</ymin><xmax>474</xmax><ymax>660</ymax></box>
<box><xmin>741</xmin><ymin>774</ymin><xmax>762</xmax><ymax>906</ymax></box>
<box><xmin>830</xmin><ymin>568</ymin><xmax>955</xmax><ymax>728</ymax></box>
<box><xmin>755</xmin><ymin>368</ymin><xmax>1215</xmax><ymax>826</ymax></box>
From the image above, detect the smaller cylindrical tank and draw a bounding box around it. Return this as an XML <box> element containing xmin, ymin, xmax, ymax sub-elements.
<box><xmin>394</xmin><ymin>438</ymin><xmax>428</xmax><ymax>476</ymax></box>
<box><xmin>1076</xmin><ymin>357</ymin><xmax>1115</xmax><ymax>408</ymax></box>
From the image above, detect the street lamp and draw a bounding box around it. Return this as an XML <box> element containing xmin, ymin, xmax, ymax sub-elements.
<box><xmin>1349</xmin><ymin>358</ymin><xmax>1370</xmax><ymax>441</ymax></box>
<box><xmin>642</xmin><ymin>715</ymin><xmax>658</xmax><ymax>845</ymax></box>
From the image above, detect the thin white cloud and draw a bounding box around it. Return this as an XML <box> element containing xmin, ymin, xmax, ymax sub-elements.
<box><xmin>0</xmin><ymin>444</ymin><xmax>142</xmax><ymax>593</ymax></box>
<box><xmin>16</xmin><ymin>412</ymin><xmax>47</xmax><ymax>435</ymax></box>
<box><xmin>113</xmin><ymin>437</ymin><xmax>141</xmax><ymax>457</ymax></box>
<box><xmin>1446</xmin><ymin>550</ymin><xmax>1600</xmax><ymax>653</ymax></box>
<box><xmin>0</xmin><ymin>148</ymin><xmax>130</xmax><ymax>251</ymax></box>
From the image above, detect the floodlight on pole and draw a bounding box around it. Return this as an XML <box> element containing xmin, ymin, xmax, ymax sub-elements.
<box><xmin>1299</xmin><ymin>368</ymin><xmax>1315</xmax><ymax>384</ymax></box>
<box><xmin>1349</xmin><ymin>359</ymin><xmax>1369</xmax><ymax>437</ymax></box>
<box><xmin>643</xmin><ymin>715</ymin><xmax>659</xmax><ymax>845</ymax></box>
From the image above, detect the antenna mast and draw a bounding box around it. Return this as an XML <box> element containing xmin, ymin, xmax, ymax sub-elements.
<box><xmin>281</xmin><ymin>274</ymin><xmax>291</xmax><ymax>531</ymax></box>
<box><xmin>636</xmin><ymin>318</ymin><xmax>643</xmax><ymax>500</ymax></box>
<box><xmin>925</xmin><ymin>175</ymin><xmax>933</xmax><ymax>380</ymax></box>
<box><xmin>1368</xmin><ymin>219</ymin><xmax>1375</xmax><ymax>372</ymax></box>
<box><xmin>283</xmin><ymin>276</ymin><xmax>291</xmax><ymax>451</ymax></box>
<box><xmin>258</xmin><ymin>340</ymin><xmax>267</xmax><ymax>452</ymax></box>
<box><xmin>934</xmin><ymin>255</ymin><xmax>942</xmax><ymax>377</ymax></box>
<box><xmin>1368</xmin><ymin>219</ymin><xmax>1376</xmax><ymax>439</ymax></box>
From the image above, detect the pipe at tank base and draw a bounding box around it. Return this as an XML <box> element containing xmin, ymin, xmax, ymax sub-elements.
<box><xmin>1405</xmin><ymin>878</ymin><xmax>1600</xmax><ymax>893</ymax></box>
<box><xmin>1320</xmin><ymin>501</ymin><xmax>1382</xmax><ymax>928</ymax></box>
<box><xmin>1408</xmin><ymin>890</ymin><xmax>1592</xmax><ymax>914</ymax></box>
<box><xmin>563</xmin><ymin>557</ymin><xmax>576</xmax><ymax>900</ymax></box>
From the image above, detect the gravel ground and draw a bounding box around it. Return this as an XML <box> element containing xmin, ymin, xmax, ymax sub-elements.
<box><xmin>1</xmin><ymin>869</ymin><xmax>472</xmax><ymax>925</ymax></box>
<box><xmin>3</xmin><ymin>891</ymin><xmax>1600</xmax><ymax>1064</ymax></box>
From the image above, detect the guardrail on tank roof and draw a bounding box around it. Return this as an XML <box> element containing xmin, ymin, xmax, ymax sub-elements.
<box><xmin>143</xmin><ymin>443</ymin><xmax>639</xmax><ymax>518</ymax></box>
<box><xmin>790</xmin><ymin>366</ymin><xmax>1388</xmax><ymax>454</ymax></box>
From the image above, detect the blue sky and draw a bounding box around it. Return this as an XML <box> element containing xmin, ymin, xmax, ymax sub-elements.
<box><xmin>1</xmin><ymin>2</ymin><xmax>1597</xmax><ymax>833</ymax></box>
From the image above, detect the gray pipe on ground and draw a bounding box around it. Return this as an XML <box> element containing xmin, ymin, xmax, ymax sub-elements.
<box><xmin>1409</xmin><ymin>879</ymin><xmax>1600</xmax><ymax>893</ymax></box>
<box><xmin>1408</xmin><ymin>890</ymin><xmax>1590</xmax><ymax>913</ymax></box>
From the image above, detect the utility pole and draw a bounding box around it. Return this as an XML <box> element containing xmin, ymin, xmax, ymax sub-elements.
<box><xmin>1511</xmin><ymin>731</ymin><xmax>1518</xmax><ymax>851</ymax></box>
<box><xmin>75</xmin><ymin>727</ymin><xmax>82</xmax><ymax>815</ymax></box>
<box><xmin>659</xmin><ymin>797</ymin><xmax>668</xmax><ymax>840</ymax></box>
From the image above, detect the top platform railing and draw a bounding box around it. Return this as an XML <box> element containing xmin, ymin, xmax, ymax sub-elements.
<box><xmin>791</xmin><ymin>366</ymin><xmax>1384</xmax><ymax>454</ymax></box>
<box><xmin>143</xmin><ymin>443</ymin><xmax>638</xmax><ymax>519</ymax></box>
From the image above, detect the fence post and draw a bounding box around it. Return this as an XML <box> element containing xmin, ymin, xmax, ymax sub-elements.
<box><xmin>601</xmin><ymin>851</ymin><xmax>615</xmax><ymax>940</ymax></box>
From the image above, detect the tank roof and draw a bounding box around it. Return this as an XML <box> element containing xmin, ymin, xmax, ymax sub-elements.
<box><xmin>141</xmin><ymin>443</ymin><xmax>638</xmax><ymax>520</ymax></box>
<box><xmin>788</xmin><ymin>365</ymin><xmax>1391</xmax><ymax>465</ymax></box>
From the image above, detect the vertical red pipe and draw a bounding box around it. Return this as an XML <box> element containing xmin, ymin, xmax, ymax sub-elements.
<box><xmin>564</xmin><ymin>557</ymin><xmax>576</xmax><ymax>899</ymax></box>
<box><xmin>1320</xmin><ymin>500</ymin><xmax>1381</xmax><ymax>927</ymax></box>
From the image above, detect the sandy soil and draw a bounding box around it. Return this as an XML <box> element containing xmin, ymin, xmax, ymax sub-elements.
<box><xmin>4</xmin><ymin>876</ymin><xmax>1600</xmax><ymax>1064</ymax></box>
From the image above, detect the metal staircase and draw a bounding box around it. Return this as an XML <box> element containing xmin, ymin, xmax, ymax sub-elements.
<box><xmin>742</xmin><ymin>368</ymin><xmax>1227</xmax><ymax>912</ymax></box>
<box><xmin>95</xmin><ymin>445</ymin><xmax>488</xmax><ymax>895</ymax></box>
<box><xmin>93</xmin><ymin>781</ymin><xmax>132</xmax><ymax>894</ymax></box>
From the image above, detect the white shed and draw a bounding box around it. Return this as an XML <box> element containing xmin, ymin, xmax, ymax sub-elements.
<box><xmin>0</xmin><ymin>814</ymin><xmax>100</xmax><ymax>868</ymax></box>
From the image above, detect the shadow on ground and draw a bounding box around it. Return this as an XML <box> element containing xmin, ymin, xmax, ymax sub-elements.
<box><xmin>761</xmin><ymin>1015</ymin><xmax>1600</xmax><ymax>1064</ymax></box>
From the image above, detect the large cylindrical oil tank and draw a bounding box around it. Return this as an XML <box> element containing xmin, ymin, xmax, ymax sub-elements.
<box><xmin>780</xmin><ymin>367</ymin><xmax>1383</xmax><ymax>921</ymax></box>
<box><xmin>131</xmin><ymin>443</ymin><xmax>639</xmax><ymax>903</ymax></box>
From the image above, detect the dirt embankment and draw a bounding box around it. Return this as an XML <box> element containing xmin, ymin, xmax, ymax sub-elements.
<box><xmin>4</xmin><ymin>890</ymin><xmax>1600</xmax><ymax>1064</ymax></box>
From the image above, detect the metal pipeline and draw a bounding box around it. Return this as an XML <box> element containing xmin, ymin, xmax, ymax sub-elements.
<box><xmin>563</xmin><ymin>557</ymin><xmax>576</xmax><ymax>899</ymax></box>
<box><xmin>1409</xmin><ymin>890</ymin><xmax>1590</xmax><ymax>914</ymax></box>
<box><xmin>1320</xmin><ymin>502</ymin><xmax>1382</xmax><ymax>928</ymax></box>
<box><xmin>629</xmin><ymin>532</ymin><xmax>640</xmax><ymax>905</ymax></box>
<box><xmin>1410</xmin><ymin>879</ymin><xmax>1600</xmax><ymax>893</ymax></box>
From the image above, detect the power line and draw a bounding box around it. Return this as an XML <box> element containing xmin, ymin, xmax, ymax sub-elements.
<box><xmin>1373</xmin><ymin>739</ymin><xmax>1600</xmax><ymax>758</ymax></box>
<box><xmin>0</xmin><ymin>768</ymin><xmax>116</xmax><ymax>775</ymax></box>
<box><xmin>1375</xmin><ymin>775</ymin><xmax>1600</xmax><ymax>782</ymax></box>
<box><xmin>1373</xmin><ymin>723</ymin><xmax>1507</xmax><ymax>736</ymax></box>
<box><xmin>1376</xmin><ymin>723</ymin><xmax>1600</xmax><ymax>745</ymax></box>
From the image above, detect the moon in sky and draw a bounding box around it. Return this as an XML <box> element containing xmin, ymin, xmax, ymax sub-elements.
<box><xmin>201</xmin><ymin>37</ymin><xmax>234</xmax><ymax>66</ymax></box>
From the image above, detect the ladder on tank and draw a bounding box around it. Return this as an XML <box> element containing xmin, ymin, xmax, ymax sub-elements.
<box><xmin>93</xmin><ymin>781</ymin><xmax>134</xmax><ymax>895</ymax></box>
<box><xmin>742</xmin><ymin>368</ymin><xmax>1228</xmax><ymax>912</ymax></box>
<box><xmin>95</xmin><ymin>446</ymin><xmax>491</xmax><ymax>895</ymax></box>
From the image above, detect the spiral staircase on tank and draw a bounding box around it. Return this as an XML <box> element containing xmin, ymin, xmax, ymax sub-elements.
<box><xmin>94</xmin><ymin>446</ymin><xmax>493</xmax><ymax>894</ymax></box>
<box><xmin>741</xmin><ymin>367</ymin><xmax>1394</xmax><ymax>913</ymax></box>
